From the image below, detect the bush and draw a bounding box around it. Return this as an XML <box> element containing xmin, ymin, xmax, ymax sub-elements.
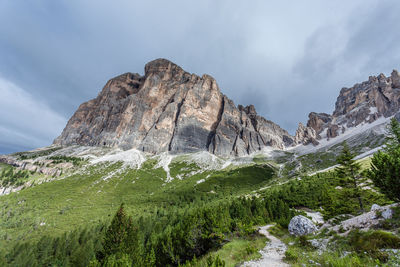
<box><xmin>298</xmin><ymin>235</ymin><xmax>313</xmax><ymax>249</ymax></box>
<box><xmin>349</xmin><ymin>230</ymin><xmax>400</xmax><ymax>251</ymax></box>
<box><xmin>284</xmin><ymin>247</ymin><xmax>299</xmax><ymax>262</ymax></box>
<box><xmin>102</xmin><ymin>253</ymin><xmax>131</xmax><ymax>267</ymax></box>
<box><xmin>206</xmin><ymin>255</ymin><xmax>225</xmax><ymax>267</ymax></box>
<box><xmin>348</xmin><ymin>230</ymin><xmax>400</xmax><ymax>261</ymax></box>
<box><xmin>245</xmin><ymin>244</ymin><xmax>258</xmax><ymax>255</ymax></box>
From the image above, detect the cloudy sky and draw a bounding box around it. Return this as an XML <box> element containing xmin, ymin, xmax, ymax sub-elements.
<box><xmin>1</xmin><ymin>0</ymin><xmax>400</xmax><ymax>154</ymax></box>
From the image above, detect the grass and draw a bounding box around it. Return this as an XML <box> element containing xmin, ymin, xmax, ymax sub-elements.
<box><xmin>195</xmin><ymin>165</ymin><xmax>275</xmax><ymax>195</ymax></box>
<box><xmin>348</xmin><ymin>230</ymin><xmax>400</xmax><ymax>254</ymax></box>
<box><xmin>194</xmin><ymin>234</ymin><xmax>268</xmax><ymax>266</ymax></box>
<box><xmin>288</xmin><ymin>249</ymin><xmax>379</xmax><ymax>267</ymax></box>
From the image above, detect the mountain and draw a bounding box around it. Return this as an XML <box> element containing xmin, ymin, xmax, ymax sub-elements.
<box><xmin>54</xmin><ymin>59</ymin><xmax>293</xmax><ymax>156</ymax></box>
<box><xmin>1</xmin><ymin>60</ymin><xmax>400</xmax><ymax>266</ymax></box>
<box><xmin>54</xmin><ymin>58</ymin><xmax>400</xmax><ymax>159</ymax></box>
<box><xmin>295</xmin><ymin>70</ymin><xmax>400</xmax><ymax>146</ymax></box>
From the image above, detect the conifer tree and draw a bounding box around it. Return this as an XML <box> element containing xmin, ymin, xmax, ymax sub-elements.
<box><xmin>103</xmin><ymin>204</ymin><xmax>135</xmax><ymax>259</ymax></box>
<box><xmin>336</xmin><ymin>142</ymin><xmax>364</xmax><ymax>212</ymax></box>
<box><xmin>369</xmin><ymin>118</ymin><xmax>400</xmax><ymax>201</ymax></box>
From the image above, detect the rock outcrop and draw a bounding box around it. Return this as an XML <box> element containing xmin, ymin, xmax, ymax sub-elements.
<box><xmin>288</xmin><ymin>215</ymin><xmax>318</xmax><ymax>236</ymax></box>
<box><xmin>54</xmin><ymin>59</ymin><xmax>293</xmax><ymax>156</ymax></box>
<box><xmin>0</xmin><ymin>155</ymin><xmax>71</xmax><ymax>177</ymax></box>
<box><xmin>295</xmin><ymin>70</ymin><xmax>400</xmax><ymax>145</ymax></box>
<box><xmin>330</xmin><ymin>203</ymin><xmax>398</xmax><ymax>233</ymax></box>
<box><xmin>294</xmin><ymin>123</ymin><xmax>319</xmax><ymax>145</ymax></box>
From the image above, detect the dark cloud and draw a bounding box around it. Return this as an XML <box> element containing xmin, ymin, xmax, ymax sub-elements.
<box><xmin>271</xmin><ymin>1</ymin><xmax>400</xmax><ymax>132</ymax></box>
<box><xmin>0</xmin><ymin>0</ymin><xmax>399</xmax><ymax>153</ymax></box>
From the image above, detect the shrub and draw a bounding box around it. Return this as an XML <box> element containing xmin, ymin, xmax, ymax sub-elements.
<box><xmin>284</xmin><ymin>247</ymin><xmax>299</xmax><ymax>262</ymax></box>
<box><xmin>348</xmin><ymin>230</ymin><xmax>400</xmax><ymax>261</ymax></box>
<box><xmin>206</xmin><ymin>255</ymin><xmax>225</xmax><ymax>267</ymax></box>
<box><xmin>245</xmin><ymin>244</ymin><xmax>258</xmax><ymax>255</ymax></box>
<box><xmin>349</xmin><ymin>230</ymin><xmax>400</xmax><ymax>251</ymax></box>
<box><xmin>298</xmin><ymin>235</ymin><xmax>313</xmax><ymax>249</ymax></box>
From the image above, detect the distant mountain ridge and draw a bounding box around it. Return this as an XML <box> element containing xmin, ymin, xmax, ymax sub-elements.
<box><xmin>54</xmin><ymin>58</ymin><xmax>400</xmax><ymax>155</ymax></box>
<box><xmin>294</xmin><ymin>70</ymin><xmax>400</xmax><ymax>145</ymax></box>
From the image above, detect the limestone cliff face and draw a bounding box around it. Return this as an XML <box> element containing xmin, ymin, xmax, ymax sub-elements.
<box><xmin>54</xmin><ymin>59</ymin><xmax>293</xmax><ymax>156</ymax></box>
<box><xmin>295</xmin><ymin>70</ymin><xmax>400</xmax><ymax>145</ymax></box>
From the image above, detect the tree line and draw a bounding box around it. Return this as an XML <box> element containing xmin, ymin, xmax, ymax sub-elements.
<box><xmin>1</xmin><ymin>194</ymin><xmax>293</xmax><ymax>266</ymax></box>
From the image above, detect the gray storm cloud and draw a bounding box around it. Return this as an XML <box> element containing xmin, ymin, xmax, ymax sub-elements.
<box><xmin>0</xmin><ymin>0</ymin><xmax>399</xmax><ymax>153</ymax></box>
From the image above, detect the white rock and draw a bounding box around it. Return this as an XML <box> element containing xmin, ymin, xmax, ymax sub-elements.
<box><xmin>382</xmin><ymin>208</ymin><xmax>393</xmax><ymax>219</ymax></box>
<box><xmin>332</xmin><ymin>204</ymin><xmax>398</xmax><ymax>233</ymax></box>
<box><xmin>371</xmin><ymin>204</ymin><xmax>381</xmax><ymax>211</ymax></box>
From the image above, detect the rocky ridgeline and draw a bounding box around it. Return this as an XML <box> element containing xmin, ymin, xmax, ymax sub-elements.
<box><xmin>0</xmin><ymin>155</ymin><xmax>72</xmax><ymax>176</ymax></box>
<box><xmin>54</xmin><ymin>59</ymin><xmax>293</xmax><ymax>156</ymax></box>
<box><xmin>53</xmin><ymin>58</ymin><xmax>400</xmax><ymax>154</ymax></box>
<box><xmin>295</xmin><ymin>70</ymin><xmax>400</xmax><ymax>145</ymax></box>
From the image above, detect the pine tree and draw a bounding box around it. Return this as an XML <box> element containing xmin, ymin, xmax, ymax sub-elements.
<box><xmin>336</xmin><ymin>142</ymin><xmax>364</xmax><ymax>212</ymax></box>
<box><xmin>369</xmin><ymin>118</ymin><xmax>400</xmax><ymax>201</ymax></box>
<box><xmin>103</xmin><ymin>204</ymin><xmax>135</xmax><ymax>259</ymax></box>
<box><xmin>386</xmin><ymin>117</ymin><xmax>400</xmax><ymax>151</ymax></box>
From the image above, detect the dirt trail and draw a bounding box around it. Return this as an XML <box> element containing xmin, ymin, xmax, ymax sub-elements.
<box><xmin>242</xmin><ymin>225</ymin><xmax>289</xmax><ymax>267</ymax></box>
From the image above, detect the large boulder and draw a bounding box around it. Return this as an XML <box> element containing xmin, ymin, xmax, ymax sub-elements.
<box><xmin>288</xmin><ymin>215</ymin><xmax>318</xmax><ymax>236</ymax></box>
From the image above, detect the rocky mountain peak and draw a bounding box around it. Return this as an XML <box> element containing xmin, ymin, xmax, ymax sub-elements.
<box><xmin>100</xmin><ymin>72</ymin><xmax>143</xmax><ymax>98</ymax></box>
<box><xmin>54</xmin><ymin>59</ymin><xmax>293</xmax><ymax>156</ymax></box>
<box><xmin>391</xmin><ymin>69</ymin><xmax>400</xmax><ymax>88</ymax></box>
<box><xmin>295</xmin><ymin>69</ymin><xmax>400</xmax><ymax>145</ymax></box>
<box><xmin>144</xmin><ymin>58</ymin><xmax>184</xmax><ymax>78</ymax></box>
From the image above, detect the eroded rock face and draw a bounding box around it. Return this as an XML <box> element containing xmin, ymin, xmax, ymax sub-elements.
<box><xmin>296</xmin><ymin>70</ymin><xmax>400</xmax><ymax>145</ymax></box>
<box><xmin>54</xmin><ymin>59</ymin><xmax>293</xmax><ymax>156</ymax></box>
<box><xmin>333</xmin><ymin>72</ymin><xmax>400</xmax><ymax>125</ymax></box>
<box><xmin>307</xmin><ymin>112</ymin><xmax>332</xmax><ymax>136</ymax></box>
<box><xmin>326</xmin><ymin>124</ymin><xmax>339</xmax><ymax>139</ymax></box>
<box><xmin>294</xmin><ymin>123</ymin><xmax>319</xmax><ymax>145</ymax></box>
<box><xmin>288</xmin><ymin>215</ymin><xmax>318</xmax><ymax>236</ymax></box>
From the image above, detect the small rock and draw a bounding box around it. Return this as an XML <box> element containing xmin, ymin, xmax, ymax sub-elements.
<box><xmin>310</xmin><ymin>238</ymin><xmax>329</xmax><ymax>251</ymax></box>
<box><xmin>371</xmin><ymin>204</ymin><xmax>381</xmax><ymax>211</ymax></box>
<box><xmin>382</xmin><ymin>208</ymin><xmax>393</xmax><ymax>219</ymax></box>
<box><xmin>288</xmin><ymin>215</ymin><xmax>318</xmax><ymax>236</ymax></box>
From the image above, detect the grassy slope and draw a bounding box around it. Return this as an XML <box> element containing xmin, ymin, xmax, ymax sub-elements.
<box><xmin>0</xmin><ymin>160</ymin><xmax>276</xmax><ymax>253</ymax></box>
<box><xmin>0</xmin><ymin>137</ymin><xmax>392</xmax><ymax>264</ymax></box>
<box><xmin>195</xmin><ymin>234</ymin><xmax>268</xmax><ymax>266</ymax></box>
